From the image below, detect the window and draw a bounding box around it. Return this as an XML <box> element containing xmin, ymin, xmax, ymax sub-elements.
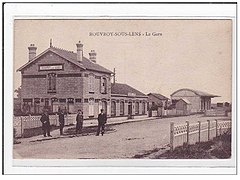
<box><xmin>22</xmin><ymin>99</ymin><xmax>32</xmax><ymax>114</ymax></box>
<box><xmin>45</xmin><ymin>98</ymin><xmax>49</xmax><ymax>106</ymax></box>
<box><xmin>59</xmin><ymin>98</ymin><xmax>66</xmax><ymax>103</ymax></box>
<box><xmin>47</xmin><ymin>73</ymin><xmax>56</xmax><ymax>93</ymax></box>
<box><xmin>142</xmin><ymin>102</ymin><xmax>146</xmax><ymax>114</ymax></box>
<box><xmin>89</xmin><ymin>99</ymin><xmax>94</xmax><ymax>117</ymax></box>
<box><xmin>120</xmin><ymin>101</ymin><xmax>124</xmax><ymax>116</ymax></box>
<box><xmin>89</xmin><ymin>74</ymin><xmax>95</xmax><ymax>93</ymax></box>
<box><xmin>111</xmin><ymin>101</ymin><xmax>116</xmax><ymax>117</ymax></box>
<box><xmin>67</xmin><ymin>98</ymin><xmax>74</xmax><ymax>103</ymax></box>
<box><xmin>100</xmin><ymin>77</ymin><xmax>107</xmax><ymax>94</ymax></box>
<box><xmin>135</xmin><ymin>102</ymin><xmax>139</xmax><ymax>114</ymax></box>
<box><xmin>75</xmin><ymin>99</ymin><xmax>82</xmax><ymax>103</ymax></box>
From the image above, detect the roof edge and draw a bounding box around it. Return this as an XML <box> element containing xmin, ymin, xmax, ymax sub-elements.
<box><xmin>16</xmin><ymin>48</ymin><xmax>86</xmax><ymax>72</ymax></box>
<box><xmin>148</xmin><ymin>93</ymin><xmax>169</xmax><ymax>100</ymax></box>
<box><xmin>171</xmin><ymin>88</ymin><xmax>219</xmax><ymax>97</ymax></box>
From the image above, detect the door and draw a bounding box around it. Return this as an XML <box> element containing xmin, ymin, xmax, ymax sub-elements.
<box><xmin>128</xmin><ymin>102</ymin><xmax>132</xmax><ymax>115</ymax></box>
<box><xmin>102</xmin><ymin>101</ymin><xmax>107</xmax><ymax>114</ymax></box>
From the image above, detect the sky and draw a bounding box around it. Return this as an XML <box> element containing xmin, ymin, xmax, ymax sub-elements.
<box><xmin>14</xmin><ymin>19</ymin><xmax>232</xmax><ymax>103</ymax></box>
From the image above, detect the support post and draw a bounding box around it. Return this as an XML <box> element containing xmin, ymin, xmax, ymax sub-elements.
<box><xmin>170</xmin><ymin>122</ymin><xmax>174</xmax><ymax>152</ymax></box>
<box><xmin>215</xmin><ymin>119</ymin><xmax>218</xmax><ymax>137</ymax></box>
<box><xmin>186</xmin><ymin>121</ymin><xmax>189</xmax><ymax>145</ymax></box>
<box><xmin>207</xmin><ymin>120</ymin><xmax>210</xmax><ymax>141</ymax></box>
<box><xmin>198</xmin><ymin>121</ymin><xmax>201</xmax><ymax>143</ymax></box>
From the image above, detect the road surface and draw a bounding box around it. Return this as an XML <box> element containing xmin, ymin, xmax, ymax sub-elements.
<box><xmin>13</xmin><ymin>115</ymin><xmax>229</xmax><ymax>159</ymax></box>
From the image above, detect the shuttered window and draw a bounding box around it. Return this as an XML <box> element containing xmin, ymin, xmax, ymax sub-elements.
<box><xmin>135</xmin><ymin>102</ymin><xmax>139</xmax><ymax>114</ymax></box>
<box><xmin>100</xmin><ymin>77</ymin><xmax>107</xmax><ymax>94</ymax></box>
<box><xmin>89</xmin><ymin>74</ymin><xmax>95</xmax><ymax>93</ymax></box>
<box><xmin>142</xmin><ymin>102</ymin><xmax>146</xmax><ymax>114</ymax></box>
<box><xmin>47</xmin><ymin>73</ymin><xmax>56</xmax><ymax>93</ymax></box>
<box><xmin>111</xmin><ymin>101</ymin><xmax>116</xmax><ymax>117</ymax></box>
<box><xmin>89</xmin><ymin>99</ymin><xmax>94</xmax><ymax>117</ymax></box>
<box><xmin>120</xmin><ymin>101</ymin><xmax>124</xmax><ymax>115</ymax></box>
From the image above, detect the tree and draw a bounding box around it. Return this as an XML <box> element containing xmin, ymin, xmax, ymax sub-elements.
<box><xmin>14</xmin><ymin>86</ymin><xmax>21</xmax><ymax>98</ymax></box>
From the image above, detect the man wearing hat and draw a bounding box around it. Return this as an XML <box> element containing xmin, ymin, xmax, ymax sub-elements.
<box><xmin>96</xmin><ymin>109</ymin><xmax>107</xmax><ymax>136</ymax></box>
<box><xmin>40</xmin><ymin>110</ymin><xmax>51</xmax><ymax>137</ymax></box>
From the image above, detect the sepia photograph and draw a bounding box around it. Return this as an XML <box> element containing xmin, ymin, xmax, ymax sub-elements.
<box><xmin>3</xmin><ymin>2</ymin><xmax>237</xmax><ymax>175</ymax></box>
<box><xmin>13</xmin><ymin>19</ymin><xmax>232</xmax><ymax>159</ymax></box>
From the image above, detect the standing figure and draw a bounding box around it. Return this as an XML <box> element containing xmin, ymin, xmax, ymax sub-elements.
<box><xmin>40</xmin><ymin>110</ymin><xmax>51</xmax><ymax>137</ymax></box>
<box><xmin>96</xmin><ymin>109</ymin><xmax>107</xmax><ymax>136</ymax></box>
<box><xmin>58</xmin><ymin>109</ymin><xmax>65</xmax><ymax>135</ymax></box>
<box><xmin>76</xmin><ymin>110</ymin><xmax>84</xmax><ymax>135</ymax></box>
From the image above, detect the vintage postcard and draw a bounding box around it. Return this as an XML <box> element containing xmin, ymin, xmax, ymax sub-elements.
<box><xmin>3</xmin><ymin>2</ymin><xmax>237</xmax><ymax>175</ymax></box>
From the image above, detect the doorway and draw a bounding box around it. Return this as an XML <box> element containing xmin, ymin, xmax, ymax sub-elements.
<box><xmin>128</xmin><ymin>102</ymin><xmax>132</xmax><ymax>115</ymax></box>
<box><xmin>102</xmin><ymin>101</ymin><xmax>107</xmax><ymax>114</ymax></box>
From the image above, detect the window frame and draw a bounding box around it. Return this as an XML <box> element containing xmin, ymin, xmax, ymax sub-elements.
<box><xmin>88</xmin><ymin>73</ymin><xmax>95</xmax><ymax>93</ymax></box>
<box><xmin>47</xmin><ymin>73</ymin><xmax>57</xmax><ymax>93</ymax></box>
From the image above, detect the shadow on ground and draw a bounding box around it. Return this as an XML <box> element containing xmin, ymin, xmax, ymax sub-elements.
<box><xmin>65</xmin><ymin>125</ymin><xmax>117</xmax><ymax>136</ymax></box>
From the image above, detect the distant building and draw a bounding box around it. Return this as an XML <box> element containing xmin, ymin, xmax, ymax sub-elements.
<box><xmin>171</xmin><ymin>88</ymin><xmax>219</xmax><ymax>113</ymax></box>
<box><xmin>111</xmin><ymin>83</ymin><xmax>148</xmax><ymax>117</ymax></box>
<box><xmin>175</xmin><ymin>98</ymin><xmax>191</xmax><ymax>115</ymax></box>
<box><xmin>147</xmin><ymin>93</ymin><xmax>169</xmax><ymax>110</ymax></box>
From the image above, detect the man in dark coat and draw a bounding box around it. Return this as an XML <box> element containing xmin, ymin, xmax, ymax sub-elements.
<box><xmin>40</xmin><ymin>110</ymin><xmax>51</xmax><ymax>137</ymax></box>
<box><xmin>96</xmin><ymin>109</ymin><xmax>107</xmax><ymax>136</ymax></box>
<box><xmin>58</xmin><ymin>109</ymin><xmax>65</xmax><ymax>135</ymax></box>
<box><xmin>76</xmin><ymin>109</ymin><xmax>84</xmax><ymax>135</ymax></box>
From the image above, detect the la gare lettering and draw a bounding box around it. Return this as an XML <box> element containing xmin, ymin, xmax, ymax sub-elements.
<box><xmin>145</xmin><ymin>32</ymin><xmax>162</xmax><ymax>36</ymax></box>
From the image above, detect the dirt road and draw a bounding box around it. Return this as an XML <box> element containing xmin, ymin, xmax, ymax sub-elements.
<box><xmin>13</xmin><ymin>115</ymin><xmax>229</xmax><ymax>159</ymax></box>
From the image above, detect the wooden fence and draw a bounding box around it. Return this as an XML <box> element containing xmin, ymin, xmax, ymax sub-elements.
<box><xmin>13</xmin><ymin>114</ymin><xmax>77</xmax><ymax>137</ymax></box>
<box><xmin>170</xmin><ymin>119</ymin><xmax>231</xmax><ymax>151</ymax></box>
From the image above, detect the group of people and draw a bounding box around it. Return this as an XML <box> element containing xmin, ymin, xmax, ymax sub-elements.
<box><xmin>40</xmin><ymin>109</ymin><xmax>107</xmax><ymax>137</ymax></box>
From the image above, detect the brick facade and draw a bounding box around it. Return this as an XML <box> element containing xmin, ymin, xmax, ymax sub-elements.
<box><xmin>18</xmin><ymin>43</ymin><xmax>112</xmax><ymax>118</ymax></box>
<box><xmin>17</xmin><ymin>42</ymin><xmax>149</xmax><ymax>119</ymax></box>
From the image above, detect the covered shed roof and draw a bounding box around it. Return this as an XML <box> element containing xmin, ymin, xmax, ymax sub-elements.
<box><xmin>171</xmin><ymin>88</ymin><xmax>219</xmax><ymax>98</ymax></box>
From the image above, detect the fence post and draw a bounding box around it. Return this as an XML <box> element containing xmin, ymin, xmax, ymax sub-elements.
<box><xmin>220</xmin><ymin>125</ymin><xmax>222</xmax><ymax>136</ymax></box>
<box><xmin>170</xmin><ymin>122</ymin><xmax>174</xmax><ymax>152</ymax></box>
<box><xmin>55</xmin><ymin>114</ymin><xmax>58</xmax><ymax>126</ymax></box>
<box><xmin>29</xmin><ymin>114</ymin><xmax>31</xmax><ymax>129</ymax></box>
<box><xmin>198</xmin><ymin>121</ymin><xmax>201</xmax><ymax>143</ymax></box>
<box><xmin>207</xmin><ymin>120</ymin><xmax>210</xmax><ymax>141</ymax></box>
<box><xmin>66</xmin><ymin>113</ymin><xmax>68</xmax><ymax>125</ymax></box>
<box><xmin>20</xmin><ymin>116</ymin><xmax>24</xmax><ymax>138</ymax></box>
<box><xmin>186</xmin><ymin>121</ymin><xmax>189</xmax><ymax>145</ymax></box>
<box><xmin>215</xmin><ymin>119</ymin><xmax>218</xmax><ymax>137</ymax></box>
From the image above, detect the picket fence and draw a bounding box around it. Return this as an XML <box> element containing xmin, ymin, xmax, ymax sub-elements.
<box><xmin>170</xmin><ymin>119</ymin><xmax>231</xmax><ymax>151</ymax></box>
<box><xmin>13</xmin><ymin>114</ymin><xmax>77</xmax><ymax>137</ymax></box>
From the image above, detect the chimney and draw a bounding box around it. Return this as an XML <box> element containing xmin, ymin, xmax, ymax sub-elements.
<box><xmin>89</xmin><ymin>50</ymin><xmax>97</xmax><ymax>63</ymax></box>
<box><xmin>28</xmin><ymin>44</ymin><xmax>37</xmax><ymax>61</ymax></box>
<box><xmin>76</xmin><ymin>41</ymin><xmax>83</xmax><ymax>62</ymax></box>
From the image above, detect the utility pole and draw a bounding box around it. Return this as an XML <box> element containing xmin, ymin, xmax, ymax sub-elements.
<box><xmin>113</xmin><ymin>68</ymin><xmax>116</xmax><ymax>84</ymax></box>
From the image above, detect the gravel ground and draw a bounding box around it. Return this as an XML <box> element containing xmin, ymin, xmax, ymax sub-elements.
<box><xmin>13</xmin><ymin>114</ymin><xmax>230</xmax><ymax>159</ymax></box>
